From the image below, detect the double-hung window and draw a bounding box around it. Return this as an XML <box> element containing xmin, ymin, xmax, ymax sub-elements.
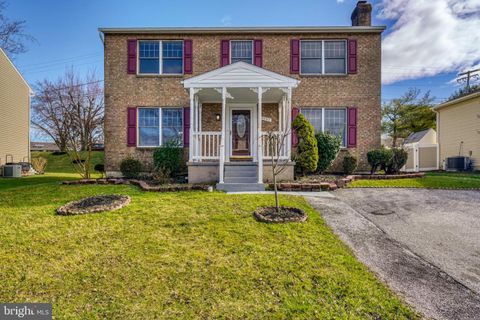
<box><xmin>138</xmin><ymin>40</ymin><xmax>183</xmax><ymax>75</ymax></box>
<box><xmin>231</xmin><ymin>40</ymin><xmax>253</xmax><ymax>64</ymax></box>
<box><xmin>138</xmin><ymin>108</ymin><xmax>183</xmax><ymax>147</ymax></box>
<box><xmin>300</xmin><ymin>108</ymin><xmax>348</xmax><ymax>147</ymax></box>
<box><xmin>300</xmin><ymin>40</ymin><xmax>347</xmax><ymax>75</ymax></box>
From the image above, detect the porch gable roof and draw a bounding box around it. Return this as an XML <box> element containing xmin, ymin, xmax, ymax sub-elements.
<box><xmin>182</xmin><ymin>62</ymin><xmax>300</xmax><ymax>89</ymax></box>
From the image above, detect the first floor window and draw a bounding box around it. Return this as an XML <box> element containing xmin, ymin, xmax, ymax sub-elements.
<box><xmin>138</xmin><ymin>40</ymin><xmax>183</xmax><ymax>75</ymax></box>
<box><xmin>300</xmin><ymin>108</ymin><xmax>347</xmax><ymax>147</ymax></box>
<box><xmin>138</xmin><ymin>108</ymin><xmax>160</xmax><ymax>147</ymax></box>
<box><xmin>162</xmin><ymin>108</ymin><xmax>183</xmax><ymax>145</ymax></box>
<box><xmin>231</xmin><ymin>40</ymin><xmax>253</xmax><ymax>64</ymax></box>
<box><xmin>138</xmin><ymin>107</ymin><xmax>183</xmax><ymax>147</ymax></box>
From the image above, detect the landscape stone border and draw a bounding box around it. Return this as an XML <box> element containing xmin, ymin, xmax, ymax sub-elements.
<box><xmin>272</xmin><ymin>172</ymin><xmax>426</xmax><ymax>192</ymax></box>
<box><xmin>62</xmin><ymin>178</ymin><xmax>213</xmax><ymax>192</ymax></box>
<box><xmin>56</xmin><ymin>195</ymin><xmax>131</xmax><ymax>215</ymax></box>
<box><xmin>254</xmin><ymin>206</ymin><xmax>308</xmax><ymax>223</ymax></box>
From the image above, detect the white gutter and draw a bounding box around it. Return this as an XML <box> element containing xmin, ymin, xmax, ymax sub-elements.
<box><xmin>98</xmin><ymin>26</ymin><xmax>386</xmax><ymax>35</ymax></box>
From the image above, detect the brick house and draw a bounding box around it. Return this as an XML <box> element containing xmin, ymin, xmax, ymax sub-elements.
<box><xmin>100</xmin><ymin>0</ymin><xmax>384</xmax><ymax>191</ymax></box>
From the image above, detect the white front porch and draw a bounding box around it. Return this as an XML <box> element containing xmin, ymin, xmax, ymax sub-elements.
<box><xmin>182</xmin><ymin>62</ymin><xmax>299</xmax><ymax>188</ymax></box>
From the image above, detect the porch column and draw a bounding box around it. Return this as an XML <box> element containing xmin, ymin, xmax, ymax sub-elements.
<box><xmin>257</xmin><ymin>86</ymin><xmax>263</xmax><ymax>184</ymax></box>
<box><xmin>219</xmin><ymin>87</ymin><xmax>227</xmax><ymax>183</ymax></box>
<box><xmin>286</xmin><ymin>87</ymin><xmax>292</xmax><ymax>159</ymax></box>
<box><xmin>189</xmin><ymin>88</ymin><xmax>195</xmax><ymax>162</ymax></box>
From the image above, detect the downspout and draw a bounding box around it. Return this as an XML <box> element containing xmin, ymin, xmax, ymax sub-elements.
<box><xmin>434</xmin><ymin>110</ymin><xmax>440</xmax><ymax>170</ymax></box>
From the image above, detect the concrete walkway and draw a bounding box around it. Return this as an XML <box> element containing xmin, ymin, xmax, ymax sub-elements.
<box><xmin>306</xmin><ymin>189</ymin><xmax>480</xmax><ymax>320</ymax></box>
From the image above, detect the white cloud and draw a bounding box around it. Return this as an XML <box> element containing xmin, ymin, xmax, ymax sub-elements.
<box><xmin>379</xmin><ymin>0</ymin><xmax>480</xmax><ymax>84</ymax></box>
<box><xmin>221</xmin><ymin>15</ymin><xmax>232</xmax><ymax>26</ymax></box>
<box><xmin>336</xmin><ymin>0</ymin><xmax>345</xmax><ymax>3</ymax></box>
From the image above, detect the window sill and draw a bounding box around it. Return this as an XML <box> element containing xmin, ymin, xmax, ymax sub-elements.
<box><xmin>136</xmin><ymin>74</ymin><xmax>184</xmax><ymax>78</ymax></box>
<box><xmin>299</xmin><ymin>74</ymin><xmax>348</xmax><ymax>78</ymax></box>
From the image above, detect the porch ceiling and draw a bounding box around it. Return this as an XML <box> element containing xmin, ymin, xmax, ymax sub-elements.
<box><xmin>196</xmin><ymin>87</ymin><xmax>286</xmax><ymax>103</ymax></box>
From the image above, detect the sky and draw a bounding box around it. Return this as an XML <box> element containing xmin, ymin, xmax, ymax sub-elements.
<box><xmin>5</xmin><ymin>0</ymin><xmax>480</xmax><ymax>106</ymax></box>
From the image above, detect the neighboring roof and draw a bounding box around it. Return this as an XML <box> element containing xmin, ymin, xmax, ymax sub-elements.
<box><xmin>433</xmin><ymin>91</ymin><xmax>480</xmax><ymax>111</ymax></box>
<box><xmin>0</xmin><ymin>48</ymin><xmax>33</xmax><ymax>95</ymax></box>
<box><xmin>182</xmin><ymin>61</ymin><xmax>299</xmax><ymax>88</ymax></box>
<box><xmin>403</xmin><ymin>129</ymin><xmax>431</xmax><ymax>144</ymax></box>
<box><xmin>30</xmin><ymin>142</ymin><xmax>60</xmax><ymax>151</ymax></box>
<box><xmin>99</xmin><ymin>26</ymin><xmax>386</xmax><ymax>35</ymax></box>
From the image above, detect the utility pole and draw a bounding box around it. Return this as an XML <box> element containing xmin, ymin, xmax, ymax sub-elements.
<box><xmin>457</xmin><ymin>68</ymin><xmax>480</xmax><ymax>91</ymax></box>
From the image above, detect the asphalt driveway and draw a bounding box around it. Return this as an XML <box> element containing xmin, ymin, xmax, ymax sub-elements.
<box><xmin>306</xmin><ymin>188</ymin><xmax>480</xmax><ymax>320</ymax></box>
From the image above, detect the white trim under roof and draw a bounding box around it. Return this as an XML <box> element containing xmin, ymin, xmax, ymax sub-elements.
<box><xmin>0</xmin><ymin>48</ymin><xmax>34</xmax><ymax>95</ymax></box>
<box><xmin>98</xmin><ymin>26</ymin><xmax>386</xmax><ymax>35</ymax></box>
<box><xmin>433</xmin><ymin>91</ymin><xmax>480</xmax><ymax>111</ymax></box>
<box><xmin>182</xmin><ymin>61</ymin><xmax>300</xmax><ymax>89</ymax></box>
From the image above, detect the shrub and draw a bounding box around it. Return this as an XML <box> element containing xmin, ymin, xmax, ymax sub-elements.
<box><xmin>385</xmin><ymin>148</ymin><xmax>408</xmax><ymax>174</ymax></box>
<box><xmin>153</xmin><ymin>139</ymin><xmax>184</xmax><ymax>178</ymax></box>
<box><xmin>292</xmin><ymin>114</ymin><xmax>318</xmax><ymax>174</ymax></box>
<box><xmin>94</xmin><ymin>164</ymin><xmax>105</xmax><ymax>178</ymax></box>
<box><xmin>51</xmin><ymin>151</ymin><xmax>66</xmax><ymax>156</ymax></box>
<box><xmin>342</xmin><ymin>152</ymin><xmax>357</xmax><ymax>175</ymax></box>
<box><xmin>367</xmin><ymin>147</ymin><xmax>408</xmax><ymax>174</ymax></box>
<box><xmin>316</xmin><ymin>132</ymin><xmax>341</xmax><ymax>173</ymax></box>
<box><xmin>120</xmin><ymin>156</ymin><xmax>142</xmax><ymax>178</ymax></box>
<box><xmin>367</xmin><ymin>148</ymin><xmax>388</xmax><ymax>174</ymax></box>
<box><xmin>31</xmin><ymin>157</ymin><xmax>47</xmax><ymax>174</ymax></box>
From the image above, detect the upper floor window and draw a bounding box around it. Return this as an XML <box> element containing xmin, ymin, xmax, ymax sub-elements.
<box><xmin>300</xmin><ymin>40</ymin><xmax>347</xmax><ymax>75</ymax></box>
<box><xmin>231</xmin><ymin>40</ymin><xmax>253</xmax><ymax>64</ymax></box>
<box><xmin>138</xmin><ymin>40</ymin><xmax>183</xmax><ymax>75</ymax></box>
<box><xmin>138</xmin><ymin>107</ymin><xmax>183</xmax><ymax>147</ymax></box>
<box><xmin>300</xmin><ymin>108</ymin><xmax>347</xmax><ymax>147</ymax></box>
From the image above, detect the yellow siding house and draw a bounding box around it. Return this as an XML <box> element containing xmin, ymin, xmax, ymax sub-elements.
<box><xmin>0</xmin><ymin>48</ymin><xmax>32</xmax><ymax>165</ymax></box>
<box><xmin>434</xmin><ymin>91</ymin><xmax>480</xmax><ymax>171</ymax></box>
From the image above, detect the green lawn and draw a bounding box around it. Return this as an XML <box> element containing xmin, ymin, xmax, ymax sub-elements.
<box><xmin>0</xmin><ymin>174</ymin><xmax>417</xmax><ymax>319</ymax></box>
<box><xmin>31</xmin><ymin>151</ymin><xmax>104</xmax><ymax>174</ymax></box>
<box><xmin>349</xmin><ymin>172</ymin><xmax>480</xmax><ymax>189</ymax></box>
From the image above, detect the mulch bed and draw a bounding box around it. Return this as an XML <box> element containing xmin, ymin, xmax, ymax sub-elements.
<box><xmin>56</xmin><ymin>195</ymin><xmax>131</xmax><ymax>215</ymax></box>
<box><xmin>272</xmin><ymin>172</ymin><xmax>426</xmax><ymax>192</ymax></box>
<box><xmin>62</xmin><ymin>178</ymin><xmax>213</xmax><ymax>192</ymax></box>
<box><xmin>254</xmin><ymin>206</ymin><xmax>307</xmax><ymax>223</ymax></box>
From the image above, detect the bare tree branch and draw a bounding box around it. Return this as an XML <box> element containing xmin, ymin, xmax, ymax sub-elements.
<box><xmin>0</xmin><ymin>1</ymin><xmax>36</xmax><ymax>56</ymax></box>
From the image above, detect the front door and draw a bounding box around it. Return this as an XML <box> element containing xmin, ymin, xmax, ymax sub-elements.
<box><xmin>231</xmin><ymin>110</ymin><xmax>251</xmax><ymax>156</ymax></box>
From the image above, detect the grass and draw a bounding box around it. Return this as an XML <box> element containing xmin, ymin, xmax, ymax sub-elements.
<box><xmin>0</xmin><ymin>174</ymin><xmax>418</xmax><ymax>319</ymax></box>
<box><xmin>349</xmin><ymin>171</ymin><xmax>480</xmax><ymax>189</ymax></box>
<box><xmin>31</xmin><ymin>151</ymin><xmax>104</xmax><ymax>174</ymax></box>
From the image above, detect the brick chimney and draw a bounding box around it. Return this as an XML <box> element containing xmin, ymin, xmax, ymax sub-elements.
<box><xmin>351</xmin><ymin>1</ymin><xmax>372</xmax><ymax>26</ymax></box>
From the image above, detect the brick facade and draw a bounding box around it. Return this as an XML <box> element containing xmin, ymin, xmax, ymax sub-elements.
<box><xmin>103</xmin><ymin>31</ymin><xmax>382</xmax><ymax>174</ymax></box>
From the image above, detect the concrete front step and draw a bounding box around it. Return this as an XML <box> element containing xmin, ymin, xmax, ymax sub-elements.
<box><xmin>224</xmin><ymin>166</ymin><xmax>257</xmax><ymax>173</ymax></box>
<box><xmin>216</xmin><ymin>182</ymin><xmax>265</xmax><ymax>192</ymax></box>
<box><xmin>224</xmin><ymin>176</ymin><xmax>258</xmax><ymax>183</ymax></box>
<box><xmin>224</xmin><ymin>170</ymin><xmax>257</xmax><ymax>178</ymax></box>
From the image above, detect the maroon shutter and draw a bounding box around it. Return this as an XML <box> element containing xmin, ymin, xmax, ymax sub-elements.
<box><xmin>254</xmin><ymin>39</ymin><xmax>263</xmax><ymax>67</ymax></box>
<box><xmin>290</xmin><ymin>39</ymin><xmax>300</xmax><ymax>74</ymax></box>
<box><xmin>183</xmin><ymin>107</ymin><xmax>190</xmax><ymax>147</ymax></box>
<box><xmin>347</xmin><ymin>107</ymin><xmax>357</xmax><ymax>148</ymax></box>
<box><xmin>291</xmin><ymin>107</ymin><xmax>300</xmax><ymax>147</ymax></box>
<box><xmin>127</xmin><ymin>107</ymin><xmax>137</xmax><ymax>147</ymax></box>
<box><xmin>348</xmin><ymin>39</ymin><xmax>357</xmax><ymax>74</ymax></box>
<box><xmin>184</xmin><ymin>39</ymin><xmax>193</xmax><ymax>74</ymax></box>
<box><xmin>127</xmin><ymin>39</ymin><xmax>137</xmax><ymax>74</ymax></box>
<box><xmin>220</xmin><ymin>40</ymin><xmax>230</xmax><ymax>67</ymax></box>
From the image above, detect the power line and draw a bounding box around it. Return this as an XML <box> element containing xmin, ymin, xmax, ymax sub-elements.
<box><xmin>18</xmin><ymin>52</ymin><xmax>102</xmax><ymax>69</ymax></box>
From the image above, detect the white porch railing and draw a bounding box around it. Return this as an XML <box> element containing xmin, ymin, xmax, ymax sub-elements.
<box><xmin>192</xmin><ymin>131</ymin><xmax>221</xmax><ymax>161</ymax></box>
<box><xmin>261</xmin><ymin>131</ymin><xmax>289</xmax><ymax>160</ymax></box>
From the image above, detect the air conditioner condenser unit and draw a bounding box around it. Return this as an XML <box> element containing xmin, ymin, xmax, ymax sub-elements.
<box><xmin>2</xmin><ymin>164</ymin><xmax>22</xmax><ymax>177</ymax></box>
